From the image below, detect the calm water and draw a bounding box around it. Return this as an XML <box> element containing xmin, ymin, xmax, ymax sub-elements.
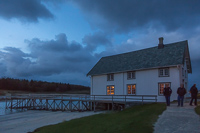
<box><xmin>0</xmin><ymin>101</ymin><xmax>25</xmax><ymax>116</ymax></box>
<box><xmin>0</xmin><ymin>101</ymin><xmax>6</xmax><ymax>115</ymax></box>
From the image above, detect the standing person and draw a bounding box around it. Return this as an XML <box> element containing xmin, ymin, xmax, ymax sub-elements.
<box><xmin>189</xmin><ymin>84</ymin><xmax>198</xmax><ymax>106</ymax></box>
<box><xmin>163</xmin><ymin>84</ymin><xmax>172</xmax><ymax>106</ymax></box>
<box><xmin>177</xmin><ymin>84</ymin><xmax>187</xmax><ymax>107</ymax></box>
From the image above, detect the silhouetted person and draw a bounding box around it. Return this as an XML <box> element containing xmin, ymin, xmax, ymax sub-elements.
<box><xmin>190</xmin><ymin>84</ymin><xmax>198</xmax><ymax>106</ymax></box>
<box><xmin>177</xmin><ymin>84</ymin><xmax>186</xmax><ymax>107</ymax></box>
<box><xmin>163</xmin><ymin>84</ymin><xmax>172</xmax><ymax>106</ymax></box>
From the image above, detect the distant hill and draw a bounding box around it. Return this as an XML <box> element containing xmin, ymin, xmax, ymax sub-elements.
<box><xmin>0</xmin><ymin>78</ymin><xmax>90</xmax><ymax>94</ymax></box>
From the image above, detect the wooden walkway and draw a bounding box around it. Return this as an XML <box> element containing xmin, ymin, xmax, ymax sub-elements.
<box><xmin>5</xmin><ymin>94</ymin><xmax>158</xmax><ymax>112</ymax></box>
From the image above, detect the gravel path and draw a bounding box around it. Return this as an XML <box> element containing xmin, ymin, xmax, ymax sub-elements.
<box><xmin>154</xmin><ymin>102</ymin><xmax>200</xmax><ymax>133</ymax></box>
<box><xmin>0</xmin><ymin>110</ymin><xmax>103</xmax><ymax>133</ymax></box>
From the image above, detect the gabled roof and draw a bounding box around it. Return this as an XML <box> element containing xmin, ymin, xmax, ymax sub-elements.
<box><xmin>87</xmin><ymin>40</ymin><xmax>192</xmax><ymax>76</ymax></box>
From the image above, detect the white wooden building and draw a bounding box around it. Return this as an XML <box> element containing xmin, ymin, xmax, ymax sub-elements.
<box><xmin>87</xmin><ymin>38</ymin><xmax>192</xmax><ymax>102</ymax></box>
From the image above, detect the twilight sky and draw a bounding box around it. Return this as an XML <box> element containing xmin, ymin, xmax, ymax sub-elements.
<box><xmin>0</xmin><ymin>0</ymin><xmax>199</xmax><ymax>88</ymax></box>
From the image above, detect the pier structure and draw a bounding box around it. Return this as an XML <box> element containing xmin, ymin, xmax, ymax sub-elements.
<box><xmin>5</xmin><ymin>94</ymin><xmax>157</xmax><ymax>112</ymax></box>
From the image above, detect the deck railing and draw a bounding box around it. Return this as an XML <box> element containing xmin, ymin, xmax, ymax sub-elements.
<box><xmin>4</xmin><ymin>94</ymin><xmax>157</xmax><ymax>111</ymax></box>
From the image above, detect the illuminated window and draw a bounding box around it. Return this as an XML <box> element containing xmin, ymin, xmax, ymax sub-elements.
<box><xmin>107</xmin><ymin>74</ymin><xmax>114</xmax><ymax>81</ymax></box>
<box><xmin>159</xmin><ymin>68</ymin><xmax>169</xmax><ymax>77</ymax></box>
<box><xmin>127</xmin><ymin>84</ymin><xmax>136</xmax><ymax>95</ymax></box>
<box><xmin>107</xmin><ymin>85</ymin><xmax>114</xmax><ymax>95</ymax></box>
<box><xmin>158</xmin><ymin>83</ymin><xmax>170</xmax><ymax>95</ymax></box>
<box><xmin>127</xmin><ymin>71</ymin><xmax>135</xmax><ymax>79</ymax></box>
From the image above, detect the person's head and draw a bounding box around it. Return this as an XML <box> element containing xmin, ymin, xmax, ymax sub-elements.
<box><xmin>166</xmin><ymin>84</ymin><xmax>169</xmax><ymax>87</ymax></box>
<box><xmin>194</xmin><ymin>84</ymin><xmax>196</xmax><ymax>87</ymax></box>
<box><xmin>181</xmin><ymin>84</ymin><xmax>184</xmax><ymax>88</ymax></box>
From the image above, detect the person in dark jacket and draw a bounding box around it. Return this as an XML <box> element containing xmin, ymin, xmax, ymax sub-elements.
<box><xmin>163</xmin><ymin>84</ymin><xmax>172</xmax><ymax>106</ymax></box>
<box><xmin>177</xmin><ymin>84</ymin><xmax>187</xmax><ymax>107</ymax></box>
<box><xmin>189</xmin><ymin>84</ymin><xmax>198</xmax><ymax>106</ymax></box>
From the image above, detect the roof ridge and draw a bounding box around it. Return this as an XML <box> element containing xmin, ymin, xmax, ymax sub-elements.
<box><xmin>102</xmin><ymin>40</ymin><xmax>188</xmax><ymax>58</ymax></box>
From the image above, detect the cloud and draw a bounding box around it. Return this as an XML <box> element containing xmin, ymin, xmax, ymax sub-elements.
<box><xmin>0</xmin><ymin>33</ymin><xmax>96</xmax><ymax>85</ymax></box>
<box><xmin>82</xmin><ymin>31</ymin><xmax>112</xmax><ymax>51</ymax></box>
<box><xmin>0</xmin><ymin>0</ymin><xmax>53</xmax><ymax>22</ymax></box>
<box><xmin>73</xmin><ymin>0</ymin><xmax>200</xmax><ymax>33</ymax></box>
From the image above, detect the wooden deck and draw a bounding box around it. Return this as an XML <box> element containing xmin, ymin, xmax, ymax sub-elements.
<box><xmin>5</xmin><ymin>94</ymin><xmax>157</xmax><ymax>112</ymax></box>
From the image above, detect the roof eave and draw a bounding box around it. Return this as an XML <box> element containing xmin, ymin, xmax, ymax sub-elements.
<box><xmin>87</xmin><ymin>65</ymin><xmax>179</xmax><ymax>76</ymax></box>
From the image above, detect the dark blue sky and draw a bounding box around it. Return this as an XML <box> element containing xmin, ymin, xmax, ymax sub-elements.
<box><xmin>0</xmin><ymin>0</ymin><xmax>199</xmax><ymax>89</ymax></box>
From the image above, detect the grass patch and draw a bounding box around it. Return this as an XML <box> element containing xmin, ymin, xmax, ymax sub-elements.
<box><xmin>195</xmin><ymin>101</ymin><xmax>200</xmax><ymax>115</ymax></box>
<box><xmin>33</xmin><ymin>103</ymin><xmax>166</xmax><ymax>133</ymax></box>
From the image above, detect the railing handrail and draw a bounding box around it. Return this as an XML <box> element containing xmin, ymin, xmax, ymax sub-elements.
<box><xmin>7</xmin><ymin>94</ymin><xmax>157</xmax><ymax>103</ymax></box>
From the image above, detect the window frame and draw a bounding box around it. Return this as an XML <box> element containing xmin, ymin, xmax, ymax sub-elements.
<box><xmin>127</xmin><ymin>84</ymin><xmax>136</xmax><ymax>95</ymax></box>
<box><xmin>127</xmin><ymin>71</ymin><xmax>136</xmax><ymax>80</ymax></box>
<box><xmin>106</xmin><ymin>85</ymin><xmax>115</xmax><ymax>95</ymax></box>
<box><xmin>158</xmin><ymin>82</ymin><xmax>171</xmax><ymax>96</ymax></box>
<box><xmin>159</xmin><ymin>68</ymin><xmax>170</xmax><ymax>77</ymax></box>
<box><xmin>107</xmin><ymin>74</ymin><xmax>114</xmax><ymax>81</ymax></box>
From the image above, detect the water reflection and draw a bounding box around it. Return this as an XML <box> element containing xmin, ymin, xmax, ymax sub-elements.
<box><xmin>0</xmin><ymin>101</ymin><xmax>27</xmax><ymax>116</ymax></box>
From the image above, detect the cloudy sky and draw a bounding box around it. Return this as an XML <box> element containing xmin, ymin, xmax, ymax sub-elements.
<box><xmin>0</xmin><ymin>0</ymin><xmax>199</xmax><ymax>88</ymax></box>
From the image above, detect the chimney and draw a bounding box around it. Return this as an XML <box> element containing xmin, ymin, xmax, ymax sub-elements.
<box><xmin>158</xmin><ymin>37</ymin><xmax>164</xmax><ymax>49</ymax></box>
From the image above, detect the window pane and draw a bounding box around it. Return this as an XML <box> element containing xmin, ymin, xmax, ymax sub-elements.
<box><xmin>111</xmin><ymin>87</ymin><xmax>114</xmax><ymax>95</ymax></box>
<box><xmin>159</xmin><ymin>83</ymin><xmax>164</xmax><ymax>94</ymax></box>
<box><xmin>127</xmin><ymin>85</ymin><xmax>131</xmax><ymax>94</ymax></box>
<box><xmin>165</xmin><ymin>69</ymin><xmax>169</xmax><ymax>76</ymax></box>
<box><xmin>132</xmin><ymin>72</ymin><xmax>135</xmax><ymax>78</ymax></box>
<box><xmin>111</xmin><ymin>74</ymin><xmax>114</xmax><ymax>80</ymax></box>
<box><xmin>127</xmin><ymin>72</ymin><xmax>131</xmax><ymax>79</ymax></box>
<box><xmin>160</xmin><ymin>69</ymin><xmax>163</xmax><ymax>76</ymax></box>
<box><xmin>107</xmin><ymin>88</ymin><xmax>110</xmax><ymax>95</ymax></box>
<box><xmin>132</xmin><ymin>85</ymin><xmax>136</xmax><ymax>94</ymax></box>
<box><xmin>127</xmin><ymin>85</ymin><xmax>136</xmax><ymax>94</ymax></box>
<box><xmin>107</xmin><ymin>74</ymin><xmax>114</xmax><ymax>81</ymax></box>
<box><xmin>107</xmin><ymin>86</ymin><xmax>114</xmax><ymax>95</ymax></box>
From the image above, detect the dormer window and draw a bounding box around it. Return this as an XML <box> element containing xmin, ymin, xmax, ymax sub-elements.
<box><xmin>107</xmin><ymin>74</ymin><xmax>114</xmax><ymax>81</ymax></box>
<box><xmin>127</xmin><ymin>71</ymin><xmax>135</xmax><ymax>79</ymax></box>
<box><xmin>159</xmin><ymin>68</ymin><xmax>169</xmax><ymax>77</ymax></box>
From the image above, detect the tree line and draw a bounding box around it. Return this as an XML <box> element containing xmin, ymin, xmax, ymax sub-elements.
<box><xmin>0</xmin><ymin>77</ymin><xmax>90</xmax><ymax>93</ymax></box>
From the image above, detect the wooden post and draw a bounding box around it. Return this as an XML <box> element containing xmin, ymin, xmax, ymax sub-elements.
<box><xmin>81</xmin><ymin>101</ymin><xmax>83</xmax><ymax>111</ymax></box>
<box><xmin>53</xmin><ymin>99</ymin><xmax>55</xmax><ymax>111</ymax></box>
<box><xmin>5</xmin><ymin>96</ymin><xmax>7</xmax><ymax>109</ymax></box>
<box><xmin>22</xmin><ymin>99</ymin><xmax>24</xmax><ymax>110</ymax></box>
<box><xmin>46</xmin><ymin>99</ymin><xmax>48</xmax><ymax>110</ymax></box>
<box><xmin>61</xmin><ymin>99</ymin><xmax>63</xmax><ymax>111</ymax></box>
<box><xmin>70</xmin><ymin>96</ymin><xmax>72</xmax><ymax>111</ymax></box>
<box><xmin>155</xmin><ymin>96</ymin><xmax>157</xmax><ymax>103</ymax></box>
<box><xmin>94</xmin><ymin>95</ymin><xmax>96</xmax><ymax>112</ymax></box>
<box><xmin>79</xmin><ymin>100</ymin><xmax>81</xmax><ymax>111</ymax></box>
<box><xmin>33</xmin><ymin>99</ymin><xmax>35</xmax><ymax>109</ymax></box>
<box><xmin>125</xmin><ymin>95</ymin><xmax>126</xmax><ymax>109</ymax></box>
<box><xmin>142</xmin><ymin>96</ymin><xmax>144</xmax><ymax>105</ymax></box>
<box><xmin>11</xmin><ymin>98</ymin><xmax>13</xmax><ymax>111</ymax></box>
<box><xmin>17</xmin><ymin>99</ymin><xmax>18</xmax><ymax>108</ymax></box>
<box><xmin>112</xmin><ymin>95</ymin><xmax>114</xmax><ymax>111</ymax></box>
